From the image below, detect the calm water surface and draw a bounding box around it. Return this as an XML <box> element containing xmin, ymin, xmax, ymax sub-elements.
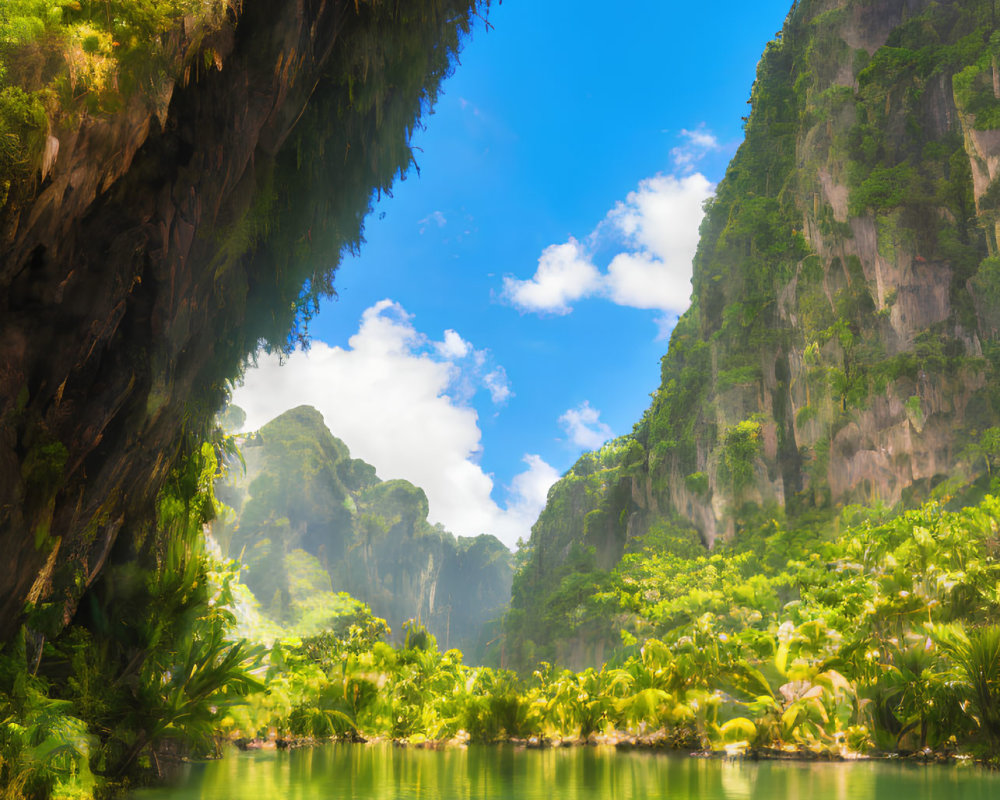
<box><xmin>134</xmin><ymin>743</ymin><xmax>1000</xmax><ymax>800</ymax></box>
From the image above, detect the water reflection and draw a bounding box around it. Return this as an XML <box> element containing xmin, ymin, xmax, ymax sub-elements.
<box><xmin>134</xmin><ymin>744</ymin><xmax>1000</xmax><ymax>800</ymax></box>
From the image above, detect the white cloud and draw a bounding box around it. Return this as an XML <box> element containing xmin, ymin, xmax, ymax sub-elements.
<box><xmin>418</xmin><ymin>210</ymin><xmax>447</xmax><ymax>233</ymax></box>
<box><xmin>683</xmin><ymin>128</ymin><xmax>719</xmax><ymax>149</ymax></box>
<box><xmin>232</xmin><ymin>300</ymin><xmax>549</xmax><ymax>548</ymax></box>
<box><xmin>501</xmin><ymin>238</ymin><xmax>602</xmax><ymax>314</ymax></box>
<box><xmin>496</xmin><ymin>455</ymin><xmax>560</xmax><ymax>545</ymax></box>
<box><xmin>606</xmin><ymin>252</ymin><xmax>684</xmax><ymax>310</ymax></box>
<box><xmin>559</xmin><ymin>401</ymin><xmax>614</xmax><ymax>450</ymax></box>
<box><xmin>671</xmin><ymin>125</ymin><xmax>722</xmax><ymax>172</ymax></box>
<box><xmin>609</xmin><ymin>173</ymin><xmax>713</xmax><ymax>265</ymax></box>
<box><xmin>458</xmin><ymin>97</ymin><xmax>482</xmax><ymax>116</ymax></box>
<box><xmin>604</xmin><ymin>172</ymin><xmax>714</xmax><ymax>315</ymax></box>
<box><xmin>502</xmin><ymin>168</ymin><xmax>714</xmax><ymax>322</ymax></box>
<box><xmin>484</xmin><ymin>367</ymin><xmax>512</xmax><ymax>404</ymax></box>
<box><xmin>436</xmin><ymin>329</ymin><xmax>470</xmax><ymax>359</ymax></box>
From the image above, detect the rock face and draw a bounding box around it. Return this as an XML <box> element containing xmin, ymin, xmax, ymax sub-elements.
<box><xmin>215</xmin><ymin>406</ymin><xmax>513</xmax><ymax>659</ymax></box>
<box><xmin>510</xmin><ymin>0</ymin><xmax>1000</xmax><ymax>668</ymax></box>
<box><xmin>0</xmin><ymin>0</ymin><xmax>481</xmax><ymax>643</ymax></box>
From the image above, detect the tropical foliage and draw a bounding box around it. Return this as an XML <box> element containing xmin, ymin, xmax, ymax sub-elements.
<box><xmin>204</xmin><ymin>492</ymin><xmax>1000</xmax><ymax>765</ymax></box>
<box><xmin>189</xmin><ymin>486</ymin><xmax>1000</xmax><ymax>762</ymax></box>
<box><xmin>499</xmin><ymin>493</ymin><xmax>1000</xmax><ymax>760</ymax></box>
<box><xmin>0</xmin><ymin>442</ymin><xmax>262</xmax><ymax>799</ymax></box>
<box><xmin>11</xmin><ymin>454</ymin><xmax>1000</xmax><ymax>800</ymax></box>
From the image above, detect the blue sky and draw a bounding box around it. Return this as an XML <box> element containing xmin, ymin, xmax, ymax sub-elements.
<box><xmin>233</xmin><ymin>0</ymin><xmax>793</xmax><ymax>548</ymax></box>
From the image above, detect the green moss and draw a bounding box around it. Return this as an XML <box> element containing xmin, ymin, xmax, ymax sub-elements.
<box><xmin>684</xmin><ymin>472</ymin><xmax>709</xmax><ymax>498</ymax></box>
<box><xmin>0</xmin><ymin>0</ymin><xmax>231</xmax><ymax>187</ymax></box>
<box><xmin>850</xmin><ymin>163</ymin><xmax>923</xmax><ymax>214</ymax></box>
<box><xmin>905</xmin><ymin>394</ymin><xmax>925</xmax><ymax>428</ymax></box>
<box><xmin>795</xmin><ymin>405</ymin><xmax>817</xmax><ymax>426</ymax></box>
<box><xmin>717</xmin><ymin>365</ymin><xmax>762</xmax><ymax>392</ymax></box>
<box><xmin>972</xmin><ymin>255</ymin><xmax>1000</xmax><ymax>307</ymax></box>
<box><xmin>953</xmin><ymin>34</ymin><xmax>1000</xmax><ymax>130</ymax></box>
<box><xmin>21</xmin><ymin>439</ymin><xmax>68</xmax><ymax>495</ymax></box>
<box><xmin>0</xmin><ymin>85</ymin><xmax>46</xmax><ymax>194</ymax></box>
<box><xmin>720</xmin><ymin>420</ymin><xmax>763</xmax><ymax>495</ymax></box>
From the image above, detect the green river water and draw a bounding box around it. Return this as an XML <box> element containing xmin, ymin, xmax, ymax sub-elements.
<box><xmin>134</xmin><ymin>743</ymin><xmax>1000</xmax><ymax>799</ymax></box>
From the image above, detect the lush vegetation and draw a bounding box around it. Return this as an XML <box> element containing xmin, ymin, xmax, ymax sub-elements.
<box><xmin>253</xmin><ymin>491</ymin><xmax>1000</xmax><ymax>763</ymax></box>
<box><xmin>507</xmin><ymin>455</ymin><xmax>1000</xmax><ymax>757</ymax></box>
<box><xmin>0</xmin><ymin>0</ymin><xmax>232</xmax><ymax>210</ymax></box>
<box><xmin>10</xmin><ymin>432</ymin><xmax>1000</xmax><ymax>799</ymax></box>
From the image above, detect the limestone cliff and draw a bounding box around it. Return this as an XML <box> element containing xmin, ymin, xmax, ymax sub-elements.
<box><xmin>510</xmin><ymin>0</ymin><xmax>1000</xmax><ymax>668</ymax></box>
<box><xmin>0</xmin><ymin>0</ymin><xmax>484</xmax><ymax>643</ymax></box>
<box><xmin>214</xmin><ymin>406</ymin><xmax>513</xmax><ymax>659</ymax></box>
